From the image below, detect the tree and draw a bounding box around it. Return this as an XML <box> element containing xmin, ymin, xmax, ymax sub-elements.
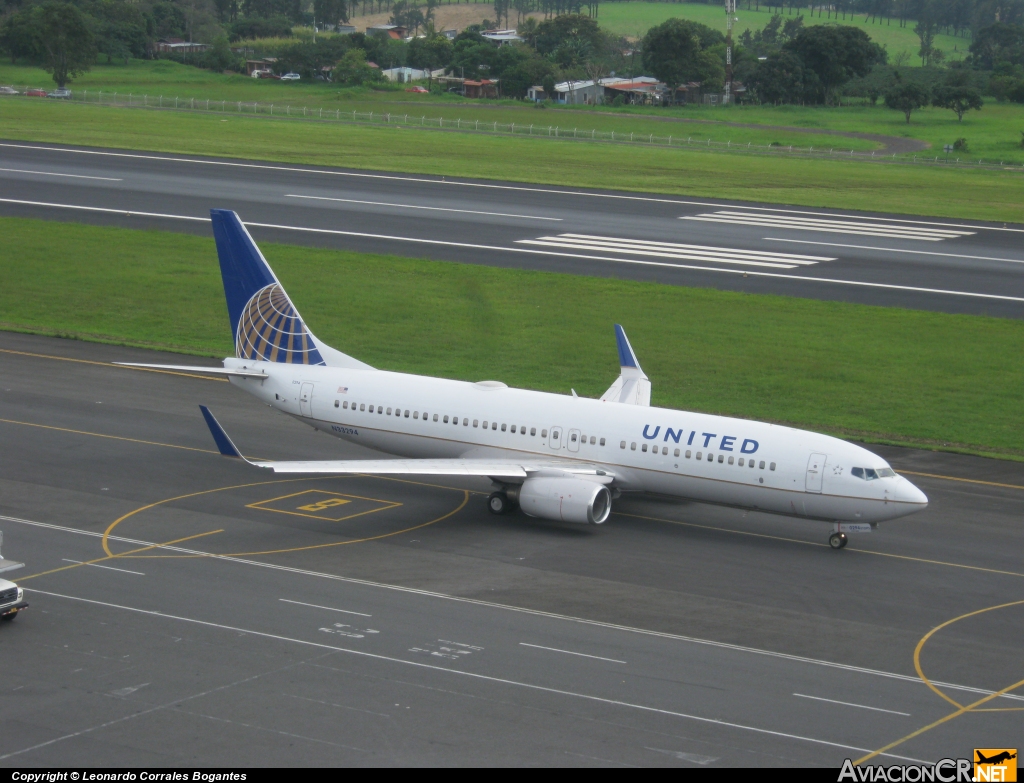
<box><xmin>885</xmin><ymin>80</ymin><xmax>930</xmax><ymax>123</ymax></box>
<box><xmin>641</xmin><ymin>18</ymin><xmax>724</xmax><ymax>94</ymax></box>
<box><xmin>94</xmin><ymin>1</ymin><xmax>150</xmax><ymax>65</ymax></box>
<box><xmin>932</xmin><ymin>85</ymin><xmax>983</xmax><ymax>122</ymax></box>
<box><xmin>314</xmin><ymin>0</ymin><xmax>348</xmax><ymax>27</ymax></box>
<box><xmin>749</xmin><ymin>50</ymin><xmax>806</xmax><ymax>105</ymax></box>
<box><xmin>783</xmin><ymin>25</ymin><xmax>884</xmax><ymax>105</ymax></box>
<box><xmin>407</xmin><ymin>32</ymin><xmax>452</xmax><ymax>76</ymax></box>
<box><xmin>969</xmin><ymin>22</ymin><xmax>1024</xmax><ymax>70</ymax></box>
<box><xmin>534</xmin><ymin>14</ymin><xmax>603</xmax><ymax>56</ymax></box>
<box><xmin>38</xmin><ymin>3</ymin><xmax>95</xmax><ymax>88</ymax></box>
<box><xmin>331</xmin><ymin>47</ymin><xmax>384</xmax><ymax>85</ymax></box>
<box><xmin>541</xmin><ymin>71</ymin><xmax>555</xmax><ymax>98</ymax></box>
<box><xmin>0</xmin><ymin>9</ymin><xmax>43</xmax><ymax>65</ymax></box>
<box><xmin>517</xmin><ymin>17</ymin><xmax>539</xmax><ymax>48</ymax></box>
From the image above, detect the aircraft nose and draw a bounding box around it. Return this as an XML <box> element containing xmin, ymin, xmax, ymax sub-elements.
<box><xmin>896</xmin><ymin>477</ymin><xmax>928</xmax><ymax>507</ymax></box>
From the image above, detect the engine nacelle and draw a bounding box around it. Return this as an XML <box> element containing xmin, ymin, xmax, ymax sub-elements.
<box><xmin>516</xmin><ymin>477</ymin><xmax>612</xmax><ymax>525</ymax></box>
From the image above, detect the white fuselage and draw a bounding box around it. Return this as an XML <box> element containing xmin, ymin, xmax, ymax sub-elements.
<box><xmin>225</xmin><ymin>358</ymin><xmax>928</xmax><ymax>525</ymax></box>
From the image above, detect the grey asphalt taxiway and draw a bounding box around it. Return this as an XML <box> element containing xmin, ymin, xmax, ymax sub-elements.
<box><xmin>2</xmin><ymin>141</ymin><xmax>1024</xmax><ymax>318</ymax></box>
<box><xmin>1</xmin><ymin>332</ymin><xmax>1022</xmax><ymax>767</ymax></box>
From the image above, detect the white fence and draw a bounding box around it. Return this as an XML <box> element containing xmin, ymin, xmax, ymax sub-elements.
<box><xmin>9</xmin><ymin>88</ymin><xmax>1024</xmax><ymax>171</ymax></box>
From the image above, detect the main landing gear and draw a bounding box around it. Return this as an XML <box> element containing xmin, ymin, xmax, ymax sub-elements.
<box><xmin>488</xmin><ymin>492</ymin><xmax>511</xmax><ymax>515</ymax></box>
<box><xmin>829</xmin><ymin>532</ymin><xmax>848</xmax><ymax>549</ymax></box>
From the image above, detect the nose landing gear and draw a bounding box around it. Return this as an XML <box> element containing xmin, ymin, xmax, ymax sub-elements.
<box><xmin>829</xmin><ymin>532</ymin><xmax>848</xmax><ymax>549</ymax></box>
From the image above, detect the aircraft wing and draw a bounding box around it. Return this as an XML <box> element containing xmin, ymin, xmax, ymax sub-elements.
<box><xmin>200</xmin><ymin>406</ymin><xmax>614</xmax><ymax>482</ymax></box>
<box><xmin>600</xmin><ymin>325</ymin><xmax>651</xmax><ymax>406</ymax></box>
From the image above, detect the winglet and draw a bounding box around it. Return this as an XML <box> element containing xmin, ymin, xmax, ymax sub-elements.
<box><xmin>614</xmin><ymin>324</ymin><xmax>641</xmax><ymax>370</ymax></box>
<box><xmin>199</xmin><ymin>405</ymin><xmax>245</xmax><ymax>459</ymax></box>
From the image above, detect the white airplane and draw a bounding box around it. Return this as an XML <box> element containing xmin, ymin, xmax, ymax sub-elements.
<box><xmin>124</xmin><ymin>210</ymin><xmax>928</xmax><ymax>549</ymax></box>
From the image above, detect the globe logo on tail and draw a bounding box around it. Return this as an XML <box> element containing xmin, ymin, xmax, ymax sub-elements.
<box><xmin>235</xmin><ymin>283</ymin><xmax>325</xmax><ymax>365</ymax></box>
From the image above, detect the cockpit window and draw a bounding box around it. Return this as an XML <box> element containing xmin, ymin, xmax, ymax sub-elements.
<box><xmin>852</xmin><ymin>467</ymin><xmax>896</xmax><ymax>480</ymax></box>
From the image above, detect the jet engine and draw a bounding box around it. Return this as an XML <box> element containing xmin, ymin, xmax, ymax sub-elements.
<box><xmin>515</xmin><ymin>477</ymin><xmax>612</xmax><ymax>525</ymax></box>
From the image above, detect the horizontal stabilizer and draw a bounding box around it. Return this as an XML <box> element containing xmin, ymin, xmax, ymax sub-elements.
<box><xmin>117</xmin><ymin>362</ymin><xmax>268</xmax><ymax>378</ymax></box>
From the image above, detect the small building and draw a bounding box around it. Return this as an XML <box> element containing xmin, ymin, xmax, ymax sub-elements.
<box><xmin>526</xmin><ymin>85</ymin><xmax>547</xmax><ymax>102</ymax></box>
<box><xmin>481</xmin><ymin>29</ymin><xmax>522</xmax><ymax>46</ymax></box>
<box><xmin>367</xmin><ymin>24</ymin><xmax>407</xmax><ymax>39</ymax></box>
<box><xmin>336</xmin><ymin>24</ymin><xmax>356</xmax><ymax>34</ymax></box>
<box><xmin>245</xmin><ymin>57</ymin><xmax>278</xmax><ymax>77</ymax></box>
<box><xmin>553</xmin><ymin>79</ymin><xmax>603</xmax><ymax>106</ymax></box>
<box><xmin>463</xmin><ymin>79</ymin><xmax>498</xmax><ymax>99</ymax></box>
<box><xmin>381</xmin><ymin>66</ymin><xmax>430</xmax><ymax>83</ymax></box>
<box><xmin>154</xmin><ymin>38</ymin><xmax>211</xmax><ymax>54</ymax></box>
<box><xmin>441</xmin><ymin>29</ymin><xmax>458</xmax><ymax>40</ymax></box>
<box><xmin>600</xmin><ymin>77</ymin><xmax>667</xmax><ymax>106</ymax></box>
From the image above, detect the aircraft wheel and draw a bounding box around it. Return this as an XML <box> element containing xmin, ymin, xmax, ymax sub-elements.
<box><xmin>488</xmin><ymin>492</ymin><xmax>510</xmax><ymax>515</ymax></box>
<box><xmin>829</xmin><ymin>532</ymin><xmax>848</xmax><ymax>550</ymax></box>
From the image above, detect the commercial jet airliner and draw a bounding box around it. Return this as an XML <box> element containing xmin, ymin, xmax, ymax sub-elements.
<box><xmin>124</xmin><ymin>210</ymin><xmax>928</xmax><ymax>549</ymax></box>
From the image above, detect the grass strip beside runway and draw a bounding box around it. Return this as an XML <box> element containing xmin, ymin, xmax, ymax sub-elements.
<box><xmin>1</xmin><ymin>99</ymin><xmax>1022</xmax><ymax>223</ymax></box>
<box><xmin>2</xmin><ymin>217</ymin><xmax>1021</xmax><ymax>457</ymax></box>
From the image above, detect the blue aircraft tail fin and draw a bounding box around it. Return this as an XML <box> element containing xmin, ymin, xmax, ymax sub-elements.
<box><xmin>199</xmin><ymin>405</ymin><xmax>245</xmax><ymax>458</ymax></box>
<box><xmin>210</xmin><ymin>209</ymin><xmax>326</xmax><ymax>366</ymax></box>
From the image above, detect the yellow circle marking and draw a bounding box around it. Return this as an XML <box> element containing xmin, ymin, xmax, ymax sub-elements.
<box><xmin>854</xmin><ymin>598</ymin><xmax>1024</xmax><ymax>765</ymax></box>
<box><xmin>102</xmin><ymin>477</ymin><xmax>468</xmax><ymax>559</ymax></box>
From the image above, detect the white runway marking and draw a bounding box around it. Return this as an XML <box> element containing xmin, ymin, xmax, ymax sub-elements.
<box><xmin>62</xmin><ymin>558</ymin><xmax>145</xmax><ymax>575</ymax></box>
<box><xmin>21</xmin><ymin>588</ymin><xmax>930</xmax><ymax>764</ymax></box>
<box><xmin>793</xmin><ymin>693</ymin><xmax>911</xmax><ymax>716</ymax></box>
<box><xmin>6</xmin><ymin>515</ymin><xmax>1022</xmax><ymax>705</ymax></box>
<box><xmin>4</xmin><ymin>141</ymin><xmax>1021</xmax><ymax>233</ymax></box>
<box><xmin>518</xmin><ymin>233</ymin><xmax>831</xmax><ymax>269</ymax></box>
<box><xmin>1</xmin><ymin>197</ymin><xmax>1021</xmax><ymax>302</ymax></box>
<box><xmin>0</xmin><ymin>167</ymin><xmax>122</xmax><ymax>181</ymax></box>
<box><xmin>764</xmin><ymin>238</ymin><xmax>1024</xmax><ymax>265</ymax></box>
<box><xmin>684</xmin><ymin>211</ymin><xmax>974</xmax><ymax>241</ymax></box>
<box><xmin>519</xmin><ymin>642</ymin><xmax>626</xmax><ymax>664</ymax></box>
<box><xmin>279</xmin><ymin>598</ymin><xmax>371</xmax><ymax>616</ymax></box>
<box><xmin>286</xmin><ymin>193</ymin><xmax>562</xmax><ymax>221</ymax></box>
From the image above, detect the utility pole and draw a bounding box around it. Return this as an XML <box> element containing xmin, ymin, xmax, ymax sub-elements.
<box><xmin>724</xmin><ymin>0</ymin><xmax>736</xmax><ymax>104</ymax></box>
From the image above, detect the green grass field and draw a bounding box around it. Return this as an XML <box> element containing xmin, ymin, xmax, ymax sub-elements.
<box><xmin>6</xmin><ymin>59</ymin><xmax>1024</xmax><ymax>163</ymax></box>
<box><xmin>597</xmin><ymin>1</ymin><xmax>968</xmax><ymax>62</ymax></box>
<box><xmin>1</xmin><ymin>98</ymin><xmax>1021</xmax><ymax>222</ymax></box>
<box><xmin>2</xmin><ymin>217</ymin><xmax>1021</xmax><ymax>457</ymax></box>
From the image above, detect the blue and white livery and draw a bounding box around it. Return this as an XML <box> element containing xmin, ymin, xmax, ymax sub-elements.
<box><xmin>125</xmin><ymin>210</ymin><xmax>928</xmax><ymax>549</ymax></box>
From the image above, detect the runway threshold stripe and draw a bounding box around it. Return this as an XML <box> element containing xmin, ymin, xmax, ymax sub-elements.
<box><xmin>714</xmin><ymin>211</ymin><xmax>973</xmax><ymax>238</ymax></box>
<box><xmin>764</xmin><ymin>238</ymin><xmax>1024</xmax><ymax>265</ymax></box>
<box><xmin>2</xmin><ymin>198</ymin><xmax>1020</xmax><ymax>303</ymax></box>
<box><xmin>683</xmin><ymin>216</ymin><xmax>957</xmax><ymax>241</ymax></box>
<box><xmin>4</xmin><ymin>142</ymin><xmax>1020</xmax><ymax>234</ymax></box>
<box><xmin>16</xmin><ymin>588</ymin><xmax>930</xmax><ymax>765</ymax></box>
<box><xmin>6</xmin><ymin>514</ymin><xmax>1023</xmax><ymax>705</ymax></box>
<box><xmin>285</xmin><ymin>193</ymin><xmax>562</xmax><ymax>221</ymax></box>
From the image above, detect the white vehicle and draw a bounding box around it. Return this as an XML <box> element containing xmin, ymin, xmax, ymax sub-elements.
<box><xmin>126</xmin><ymin>211</ymin><xmax>928</xmax><ymax>549</ymax></box>
<box><xmin>280</xmin><ymin>72</ymin><xmax>301</xmax><ymax>81</ymax></box>
<box><xmin>0</xmin><ymin>579</ymin><xmax>27</xmax><ymax>621</ymax></box>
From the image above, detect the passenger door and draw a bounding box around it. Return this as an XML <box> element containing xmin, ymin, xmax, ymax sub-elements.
<box><xmin>806</xmin><ymin>453</ymin><xmax>826</xmax><ymax>493</ymax></box>
<box><xmin>567</xmin><ymin>428</ymin><xmax>581</xmax><ymax>453</ymax></box>
<box><xmin>299</xmin><ymin>382</ymin><xmax>314</xmax><ymax>418</ymax></box>
<box><xmin>548</xmin><ymin>426</ymin><xmax>562</xmax><ymax>450</ymax></box>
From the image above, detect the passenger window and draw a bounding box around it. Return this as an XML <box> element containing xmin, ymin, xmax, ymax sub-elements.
<box><xmin>444</xmin><ymin>415</ymin><xmax>449</xmax><ymax>423</ymax></box>
<box><xmin>405</xmin><ymin>410</ymin><xmax>410</xmax><ymax>418</ymax></box>
<box><xmin>360</xmin><ymin>404</ymin><xmax>365</xmax><ymax>411</ymax></box>
<box><xmin>708</xmin><ymin>453</ymin><xmax>715</xmax><ymax>462</ymax></box>
<box><xmin>378</xmin><ymin>407</ymin><xmax>383</xmax><ymax>414</ymax></box>
<box><xmin>334</xmin><ymin>400</ymin><xmax>339</xmax><ymax>408</ymax></box>
<box><xmin>728</xmin><ymin>456</ymin><xmax>734</xmax><ymax>465</ymax></box>
<box><xmin>718</xmin><ymin>455</ymin><xmax>724</xmax><ymax>463</ymax></box>
<box><xmin>464</xmin><ymin>419</ymin><xmax>469</xmax><ymax>426</ymax></box>
<box><xmin>749</xmin><ymin>460</ymin><xmax>755</xmax><ymax>468</ymax></box>
<box><xmin>686</xmin><ymin>450</ymin><xmax>691</xmax><ymax>458</ymax></box>
<box><xmin>590</xmin><ymin>436</ymin><xmax>596</xmax><ymax>445</ymax></box>
<box><xmin>387</xmin><ymin>408</ymin><xmax>392</xmax><ymax>415</ymax></box>
<box><xmin>473</xmin><ymin>419</ymin><xmax>479</xmax><ymax>427</ymax></box>
<box><xmin>541</xmin><ymin>429</ymin><xmax>547</xmax><ymax>437</ymax></box>
<box><xmin>520</xmin><ymin>426</ymin><xmax>526</xmax><ymax>435</ymax></box>
<box><xmin>770</xmin><ymin>462</ymin><xmax>776</xmax><ymax>471</ymax></box>
<box><xmin>492</xmin><ymin>422</ymin><xmax>498</xmax><ymax>430</ymax></box>
<box><xmin>433</xmin><ymin>414</ymin><xmax>438</xmax><ymax>422</ymax></box>
<box><xmin>759</xmin><ymin>460</ymin><xmax>765</xmax><ymax>469</ymax></box>
<box><xmin>620</xmin><ymin>441</ymin><xmax>626</xmax><ymax>449</ymax></box>
<box><xmin>600</xmin><ymin>438</ymin><xmax>605</xmax><ymax>446</ymax></box>
<box><xmin>369</xmin><ymin>405</ymin><xmax>374</xmax><ymax>413</ymax></box>
<box><xmin>531</xmin><ymin>428</ymin><xmax>537</xmax><ymax>436</ymax></box>
<box><xmin>501</xmin><ymin>424</ymin><xmax>507</xmax><ymax>432</ymax></box>
<box><xmin>512</xmin><ymin>425</ymin><xmax>518</xmax><ymax>434</ymax></box>
<box><xmin>453</xmin><ymin>417</ymin><xmax>459</xmax><ymax>425</ymax></box>
<box><xmin>738</xmin><ymin>457</ymin><xmax>743</xmax><ymax>466</ymax></box>
<box><xmin>642</xmin><ymin>444</ymin><xmax>648</xmax><ymax>452</ymax></box>
<box><xmin>696</xmin><ymin>452</ymin><xmax>702</xmax><ymax>459</ymax></box>
<box><xmin>674</xmin><ymin>448</ymin><xmax>680</xmax><ymax>457</ymax></box>
<box><xmin>344</xmin><ymin>401</ymin><xmax>349</xmax><ymax>409</ymax></box>
<box><xmin>630</xmin><ymin>442</ymin><xmax>636</xmax><ymax>451</ymax></box>
<box><xmin>414</xmin><ymin>411</ymin><xmax>419</xmax><ymax>419</ymax></box>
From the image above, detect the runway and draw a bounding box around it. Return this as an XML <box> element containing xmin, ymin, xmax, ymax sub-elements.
<box><xmin>1</xmin><ymin>332</ymin><xmax>1021</xmax><ymax>766</ymax></box>
<box><xmin>2</xmin><ymin>141</ymin><xmax>1023</xmax><ymax>318</ymax></box>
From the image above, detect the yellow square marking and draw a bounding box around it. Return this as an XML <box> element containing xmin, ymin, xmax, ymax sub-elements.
<box><xmin>247</xmin><ymin>489</ymin><xmax>401</xmax><ymax>522</ymax></box>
